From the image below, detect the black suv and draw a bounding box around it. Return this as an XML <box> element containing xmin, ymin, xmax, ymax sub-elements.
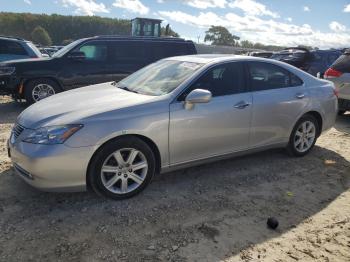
<box><xmin>0</xmin><ymin>36</ymin><xmax>196</xmax><ymax>104</ymax></box>
<box><xmin>270</xmin><ymin>47</ymin><xmax>342</xmax><ymax>77</ymax></box>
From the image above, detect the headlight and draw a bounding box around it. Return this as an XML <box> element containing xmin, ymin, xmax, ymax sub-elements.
<box><xmin>0</xmin><ymin>67</ymin><xmax>15</xmax><ymax>76</ymax></box>
<box><xmin>22</xmin><ymin>124</ymin><xmax>83</xmax><ymax>145</ymax></box>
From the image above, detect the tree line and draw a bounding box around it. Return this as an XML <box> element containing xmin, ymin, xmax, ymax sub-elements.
<box><xmin>0</xmin><ymin>12</ymin><xmax>178</xmax><ymax>46</ymax></box>
<box><xmin>204</xmin><ymin>25</ymin><xmax>315</xmax><ymax>51</ymax></box>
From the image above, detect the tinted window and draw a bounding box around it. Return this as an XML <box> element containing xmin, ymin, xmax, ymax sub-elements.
<box><xmin>76</xmin><ymin>41</ymin><xmax>107</xmax><ymax>62</ymax></box>
<box><xmin>0</xmin><ymin>40</ymin><xmax>27</xmax><ymax>55</ymax></box>
<box><xmin>248</xmin><ymin>62</ymin><xmax>291</xmax><ymax>91</ymax></box>
<box><xmin>290</xmin><ymin>73</ymin><xmax>303</xmax><ymax>86</ymax></box>
<box><xmin>327</xmin><ymin>53</ymin><xmax>340</xmax><ymax>66</ymax></box>
<box><xmin>110</xmin><ymin>41</ymin><xmax>145</xmax><ymax>63</ymax></box>
<box><xmin>151</xmin><ymin>42</ymin><xmax>190</xmax><ymax>61</ymax></box>
<box><xmin>332</xmin><ymin>54</ymin><xmax>350</xmax><ymax>73</ymax></box>
<box><xmin>180</xmin><ymin>62</ymin><xmax>245</xmax><ymax>99</ymax></box>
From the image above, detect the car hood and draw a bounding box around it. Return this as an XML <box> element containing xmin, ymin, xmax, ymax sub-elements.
<box><xmin>17</xmin><ymin>82</ymin><xmax>159</xmax><ymax>129</ymax></box>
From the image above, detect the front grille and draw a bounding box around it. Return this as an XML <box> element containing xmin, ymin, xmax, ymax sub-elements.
<box><xmin>12</xmin><ymin>123</ymin><xmax>25</xmax><ymax>139</ymax></box>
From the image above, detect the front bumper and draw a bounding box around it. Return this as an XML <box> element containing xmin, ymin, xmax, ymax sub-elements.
<box><xmin>8</xmin><ymin>135</ymin><xmax>96</xmax><ymax>192</ymax></box>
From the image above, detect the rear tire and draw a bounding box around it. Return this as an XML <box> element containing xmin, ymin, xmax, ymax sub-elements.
<box><xmin>24</xmin><ymin>78</ymin><xmax>61</xmax><ymax>105</ymax></box>
<box><xmin>88</xmin><ymin>137</ymin><xmax>156</xmax><ymax>200</ymax></box>
<box><xmin>287</xmin><ymin>114</ymin><xmax>319</xmax><ymax>157</ymax></box>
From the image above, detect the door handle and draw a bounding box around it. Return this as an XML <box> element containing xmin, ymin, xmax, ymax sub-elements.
<box><xmin>296</xmin><ymin>93</ymin><xmax>305</xmax><ymax>99</ymax></box>
<box><xmin>234</xmin><ymin>101</ymin><xmax>250</xmax><ymax>109</ymax></box>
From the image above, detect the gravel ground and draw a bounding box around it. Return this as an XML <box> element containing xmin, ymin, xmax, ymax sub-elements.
<box><xmin>0</xmin><ymin>95</ymin><xmax>350</xmax><ymax>262</ymax></box>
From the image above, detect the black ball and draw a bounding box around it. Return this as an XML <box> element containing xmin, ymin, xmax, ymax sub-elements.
<box><xmin>267</xmin><ymin>217</ymin><xmax>279</xmax><ymax>229</ymax></box>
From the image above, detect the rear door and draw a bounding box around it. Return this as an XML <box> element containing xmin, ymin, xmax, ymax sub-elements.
<box><xmin>108</xmin><ymin>40</ymin><xmax>149</xmax><ymax>82</ymax></box>
<box><xmin>248</xmin><ymin>61</ymin><xmax>307</xmax><ymax>147</ymax></box>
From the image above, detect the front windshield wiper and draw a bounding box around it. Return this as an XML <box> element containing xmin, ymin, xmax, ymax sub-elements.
<box><xmin>112</xmin><ymin>82</ymin><xmax>139</xmax><ymax>94</ymax></box>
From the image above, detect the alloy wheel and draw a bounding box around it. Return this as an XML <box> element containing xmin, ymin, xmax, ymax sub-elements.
<box><xmin>293</xmin><ymin>120</ymin><xmax>316</xmax><ymax>153</ymax></box>
<box><xmin>100</xmin><ymin>148</ymin><xmax>148</xmax><ymax>194</ymax></box>
<box><xmin>32</xmin><ymin>84</ymin><xmax>56</xmax><ymax>102</ymax></box>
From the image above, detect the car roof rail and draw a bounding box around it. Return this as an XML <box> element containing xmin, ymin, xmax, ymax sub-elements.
<box><xmin>282</xmin><ymin>47</ymin><xmax>310</xmax><ymax>53</ymax></box>
<box><xmin>0</xmin><ymin>35</ymin><xmax>26</xmax><ymax>41</ymax></box>
<box><xmin>93</xmin><ymin>35</ymin><xmax>190</xmax><ymax>42</ymax></box>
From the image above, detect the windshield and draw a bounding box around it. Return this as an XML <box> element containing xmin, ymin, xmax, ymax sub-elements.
<box><xmin>116</xmin><ymin>60</ymin><xmax>204</xmax><ymax>96</ymax></box>
<box><xmin>52</xmin><ymin>39</ymin><xmax>84</xmax><ymax>58</ymax></box>
<box><xmin>27</xmin><ymin>42</ymin><xmax>42</xmax><ymax>57</ymax></box>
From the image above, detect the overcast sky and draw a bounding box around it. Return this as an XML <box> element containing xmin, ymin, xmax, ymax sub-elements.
<box><xmin>3</xmin><ymin>0</ymin><xmax>350</xmax><ymax>48</ymax></box>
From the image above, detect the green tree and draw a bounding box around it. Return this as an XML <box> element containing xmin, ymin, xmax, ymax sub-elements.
<box><xmin>161</xmin><ymin>24</ymin><xmax>179</xmax><ymax>37</ymax></box>
<box><xmin>0</xmin><ymin>12</ymin><xmax>180</xmax><ymax>45</ymax></box>
<box><xmin>31</xmin><ymin>26</ymin><xmax>52</xmax><ymax>46</ymax></box>
<box><xmin>240</xmin><ymin>40</ymin><xmax>255</xmax><ymax>48</ymax></box>
<box><xmin>204</xmin><ymin>26</ymin><xmax>240</xmax><ymax>46</ymax></box>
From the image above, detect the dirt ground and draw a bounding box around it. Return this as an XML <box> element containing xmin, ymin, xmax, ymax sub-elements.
<box><xmin>0</xmin><ymin>95</ymin><xmax>349</xmax><ymax>262</ymax></box>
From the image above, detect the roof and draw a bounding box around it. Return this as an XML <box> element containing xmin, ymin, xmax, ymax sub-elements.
<box><xmin>0</xmin><ymin>35</ymin><xmax>27</xmax><ymax>42</ymax></box>
<box><xmin>131</xmin><ymin>17</ymin><xmax>162</xmax><ymax>22</ymax></box>
<box><xmin>164</xmin><ymin>54</ymin><xmax>253</xmax><ymax>64</ymax></box>
<box><xmin>165</xmin><ymin>54</ymin><xmax>307</xmax><ymax>66</ymax></box>
<box><xmin>92</xmin><ymin>35</ymin><xmax>192</xmax><ymax>43</ymax></box>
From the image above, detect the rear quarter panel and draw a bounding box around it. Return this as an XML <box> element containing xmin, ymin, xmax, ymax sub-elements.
<box><xmin>306</xmin><ymin>80</ymin><xmax>337</xmax><ymax>132</ymax></box>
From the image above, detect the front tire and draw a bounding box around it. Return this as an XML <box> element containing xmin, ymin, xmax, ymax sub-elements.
<box><xmin>24</xmin><ymin>78</ymin><xmax>61</xmax><ymax>105</ymax></box>
<box><xmin>88</xmin><ymin>137</ymin><xmax>156</xmax><ymax>200</ymax></box>
<box><xmin>287</xmin><ymin>114</ymin><xmax>319</xmax><ymax>157</ymax></box>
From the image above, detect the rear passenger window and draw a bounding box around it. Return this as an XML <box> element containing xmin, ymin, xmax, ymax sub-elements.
<box><xmin>0</xmin><ymin>40</ymin><xmax>27</xmax><ymax>55</ymax></box>
<box><xmin>111</xmin><ymin>41</ymin><xmax>145</xmax><ymax>63</ymax></box>
<box><xmin>248</xmin><ymin>62</ymin><xmax>291</xmax><ymax>91</ymax></box>
<box><xmin>327</xmin><ymin>53</ymin><xmax>340</xmax><ymax>66</ymax></box>
<box><xmin>179</xmin><ymin>62</ymin><xmax>245</xmax><ymax>100</ymax></box>
<box><xmin>151</xmin><ymin>42</ymin><xmax>190</xmax><ymax>61</ymax></box>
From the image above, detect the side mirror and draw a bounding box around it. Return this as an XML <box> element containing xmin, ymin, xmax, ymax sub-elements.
<box><xmin>184</xmin><ymin>89</ymin><xmax>212</xmax><ymax>110</ymax></box>
<box><xmin>67</xmin><ymin>51</ymin><xmax>86</xmax><ymax>61</ymax></box>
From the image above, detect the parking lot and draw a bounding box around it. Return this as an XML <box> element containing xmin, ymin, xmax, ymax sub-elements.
<box><xmin>0</xmin><ymin>95</ymin><xmax>349</xmax><ymax>261</ymax></box>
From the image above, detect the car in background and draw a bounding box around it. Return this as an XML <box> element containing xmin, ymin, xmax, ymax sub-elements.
<box><xmin>8</xmin><ymin>55</ymin><xmax>338</xmax><ymax>199</ymax></box>
<box><xmin>0</xmin><ymin>36</ymin><xmax>42</xmax><ymax>62</ymax></box>
<box><xmin>248</xmin><ymin>51</ymin><xmax>274</xmax><ymax>58</ymax></box>
<box><xmin>0</xmin><ymin>36</ymin><xmax>196</xmax><ymax>104</ymax></box>
<box><xmin>38</xmin><ymin>47</ymin><xmax>58</xmax><ymax>57</ymax></box>
<box><xmin>324</xmin><ymin>49</ymin><xmax>350</xmax><ymax>115</ymax></box>
<box><xmin>271</xmin><ymin>47</ymin><xmax>342</xmax><ymax>77</ymax></box>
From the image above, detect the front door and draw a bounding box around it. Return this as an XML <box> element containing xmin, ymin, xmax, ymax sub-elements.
<box><xmin>169</xmin><ymin>62</ymin><xmax>252</xmax><ymax>165</ymax></box>
<box><xmin>60</xmin><ymin>40</ymin><xmax>110</xmax><ymax>89</ymax></box>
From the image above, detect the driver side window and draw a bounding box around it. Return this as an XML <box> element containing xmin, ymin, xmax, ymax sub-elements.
<box><xmin>178</xmin><ymin>62</ymin><xmax>245</xmax><ymax>100</ymax></box>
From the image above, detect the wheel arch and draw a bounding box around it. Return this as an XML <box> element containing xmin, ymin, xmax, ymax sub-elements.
<box><xmin>304</xmin><ymin>111</ymin><xmax>323</xmax><ymax>136</ymax></box>
<box><xmin>86</xmin><ymin>134</ymin><xmax>162</xmax><ymax>190</ymax></box>
<box><xmin>291</xmin><ymin>110</ymin><xmax>323</xmax><ymax>137</ymax></box>
<box><xmin>20</xmin><ymin>77</ymin><xmax>63</xmax><ymax>97</ymax></box>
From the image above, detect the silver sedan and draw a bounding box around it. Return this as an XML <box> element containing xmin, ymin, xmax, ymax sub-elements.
<box><xmin>8</xmin><ymin>55</ymin><xmax>338</xmax><ymax>199</ymax></box>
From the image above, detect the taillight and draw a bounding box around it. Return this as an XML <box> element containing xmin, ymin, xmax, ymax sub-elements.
<box><xmin>325</xmin><ymin>68</ymin><xmax>343</xmax><ymax>78</ymax></box>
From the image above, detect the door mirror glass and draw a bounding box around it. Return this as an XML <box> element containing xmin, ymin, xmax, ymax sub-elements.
<box><xmin>185</xmin><ymin>89</ymin><xmax>212</xmax><ymax>104</ymax></box>
<box><xmin>67</xmin><ymin>51</ymin><xmax>86</xmax><ymax>61</ymax></box>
